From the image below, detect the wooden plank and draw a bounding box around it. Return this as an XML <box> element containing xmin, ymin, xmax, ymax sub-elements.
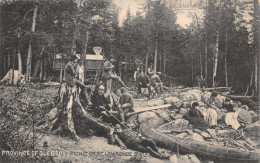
<box><xmin>126</xmin><ymin>104</ymin><xmax>171</xmax><ymax>117</ymax></box>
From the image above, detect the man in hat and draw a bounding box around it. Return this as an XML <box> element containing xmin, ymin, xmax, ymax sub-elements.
<box><xmin>110</xmin><ymin>55</ymin><xmax>119</xmax><ymax>75</ymax></box>
<box><xmin>64</xmin><ymin>54</ymin><xmax>91</xmax><ymax>104</ymax></box>
<box><xmin>101</xmin><ymin>60</ymin><xmax>128</xmax><ymax>96</ymax></box>
<box><xmin>91</xmin><ymin>85</ymin><xmax>111</xmax><ymax>118</ymax></box>
<box><xmin>147</xmin><ymin>63</ymin><xmax>154</xmax><ymax>78</ymax></box>
<box><xmin>118</xmin><ymin>87</ymin><xmax>134</xmax><ymax>122</ymax></box>
<box><xmin>150</xmin><ymin>72</ymin><xmax>164</xmax><ymax>94</ymax></box>
<box><xmin>112</xmin><ymin>124</ymin><xmax>168</xmax><ymax>159</ymax></box>
<box><xmin>136</xmin><ymin>71</ymin><xmax>150</xmax><ymax>95</ymax></box>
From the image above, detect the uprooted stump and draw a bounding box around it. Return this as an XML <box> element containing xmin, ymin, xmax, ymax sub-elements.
<box><xmin>37</xmin><ymin>82</ymin><xmax>111</xmax><ymax>140</ymax></box>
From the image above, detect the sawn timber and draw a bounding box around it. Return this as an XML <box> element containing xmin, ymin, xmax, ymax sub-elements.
<box><xmin>140</xmin><ymin>122</ymin><xmax>260</xmax><ymax>162</ymax></box>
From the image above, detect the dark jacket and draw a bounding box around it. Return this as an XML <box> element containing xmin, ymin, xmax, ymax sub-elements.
<box><xmin>119</xmin><ymin>93</ymin><xmax>134</xmax><ymax>108</ymax></box>
<box><xmin>91</xmin><ymin>91</ymin><xmax>111</xmax><ymax>110</ymax></box>
<box><xmin>64</xmin><ymin>61</ymin><xmax>78</xmax><ymax>87</ymax></box>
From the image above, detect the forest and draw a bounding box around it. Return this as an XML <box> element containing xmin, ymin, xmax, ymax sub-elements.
<box><xmin>0</xmin><ymin>0</ymin><xmax>259</xmax><ymax>95</ymax></box>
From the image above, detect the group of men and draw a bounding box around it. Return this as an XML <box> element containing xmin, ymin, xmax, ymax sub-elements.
<box><xmin>64</xmin><ymin>54</ymin><xmax>169</xmax><ymax>159</ymax></box>
<box><xmin>64</xmin><ymin>54</ymin><xmax>134</xmax><ymax>124</ymax></box>
<box><xmin>134</xmin><ymin>63</ymin><xmax>164</xmax><ymax>97</ymax></box>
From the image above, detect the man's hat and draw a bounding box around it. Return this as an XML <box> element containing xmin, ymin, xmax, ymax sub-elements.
<box><xmin>114</xmin><ymin>124</ymin><xmax>121</xmax><ymax>129</ymax></box>
<box><xmin>121</xmin><ymin>87</ymin><xmax>127</xmax><ymax>93</ymax></box>
<box><xmin>99</xmin><ymin>85</ymin><xmax>105</xmax><ymax>90</ymax></box>
<box><xmin>103</xmin><ymin>61</ymin><xmax>114</xmax><ymax>70</ymax></box>
<box><xmin>192</xmin><ymin>101</ymin><xmax>199</xmax><ymax>107</ymax></box>
<box><xmin>70</xmin><ymin>54</ymin><xmax>78</xmax><ymax>61</ymax></box>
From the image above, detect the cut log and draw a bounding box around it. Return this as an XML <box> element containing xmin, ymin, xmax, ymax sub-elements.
<box><xmin>140</xmin><ymin>122</ymin><xmax>260</xmax><ymax>162</ymax></box>
<box><xmin>126</xmin><ymin>104</ymin><xmax>171</xmax><ymax>117</ymax></box>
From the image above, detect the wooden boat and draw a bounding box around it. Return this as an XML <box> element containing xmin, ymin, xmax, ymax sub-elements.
<box><xmin>140</xmin><ymin>122</ymin><xmax>260</xmax><ymax>162</ymax></box>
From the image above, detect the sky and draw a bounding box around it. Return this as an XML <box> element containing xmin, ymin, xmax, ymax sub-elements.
<box><xmin>113</xmin><ymin>0</ymin><xmax>205</xmax><ymax>28</ymax></box>
<box><xmin>113</xmin><ymin>0</ymin><xmax>255</xmax><ymax>30</ymax></box>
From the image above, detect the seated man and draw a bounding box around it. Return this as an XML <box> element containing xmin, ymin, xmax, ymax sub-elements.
<box><xmin>118</xmin><ymin>87</ymin><xmax>134</xmax><ymax>122</ymax></box>
<box><xmin>112</xmin><ymin>124</ymin><xmax>168</xmax><ymax>159</ymax></box>
<box><xmin>223</xmin><ymin>98</ymin><xmax>235</xmax><ymax>112</ymax></box>
<box><xmin>183</xmin><ymin>102</ymin><xmax>210</xmax><ymax>131</ymax></box>
<box><xmin>150</xmin><ymin>73</ymin><xmax>163</xmax><ymax>94</ymax></box>
<box><xmin>91</xmin><ymin>85</ymin><xmax>111</xmax><ymax>119</ymax></box>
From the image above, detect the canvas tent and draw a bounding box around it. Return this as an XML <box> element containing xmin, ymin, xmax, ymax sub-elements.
<box><xmin>1</xmin><ymin>69</ymin><xmax>22</xmax><ymax>85</ymax></box>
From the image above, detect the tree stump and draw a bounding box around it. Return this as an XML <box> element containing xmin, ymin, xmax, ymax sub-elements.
<box><xmin>37</xmin><ymin>82</ymin><xmax>111</xmax><ymax>140</ymax></box>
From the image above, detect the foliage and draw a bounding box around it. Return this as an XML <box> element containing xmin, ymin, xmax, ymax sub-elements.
<box><xmin>0</xmin><ymin>0</ymin><xmax>257</xmax><ymax>91</ymax></box>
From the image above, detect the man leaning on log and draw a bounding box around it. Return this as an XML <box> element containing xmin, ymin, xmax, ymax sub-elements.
<box><xmin>64</xmin><ymin>54</ymin><xmax>91</xmax><ymax>105</ymax></box>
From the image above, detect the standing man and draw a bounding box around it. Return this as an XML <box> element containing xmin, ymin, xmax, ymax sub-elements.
<box><xmin>101</xmin><ymin>60</ymin><xmax>128</xmax><ymax>96</ymax></box>
<box><xmin>64</xmin><ymin>54</ymin><xmax>91</xmax><ymax>104</ymax></box>
<box><xmin>147</xmin><ymin>63</ymin><xmax>155</xmax><ymax>78</ymax></box>
<box><xmin>137</xmin><ymin>71</ymin><xmax>150</xmax><ymax>95</ymax></box>
<box><xmin>118</xmin><ymin>87</ymin><xmax>134</xmax><ymax>122</ymax></box>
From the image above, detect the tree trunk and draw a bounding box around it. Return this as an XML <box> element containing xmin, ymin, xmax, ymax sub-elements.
<box><xmin>8</xmin><ymin>53</ymin><xmax>10</xmax><ymax>69</ymax></box>
<box><xmin>4</xmin><ymin>56</ymin><xmax>6</xmax><ymax>74</ymax></box>
<box><xmin>145</xmin><ymin>50</ymin><xmax>148</xmax><ymax>75</ymax></box>
<box><xmin>159</xmin><ymin>50</ymin><xmax>162</xmax><ymax>72</ymax></box>
<box><xmin>192</xmin><ymin>55</ymin><xmax>194</xmax><ymax>85</ymax></box>
<box><xmin>205</xmin><ymin>38</ymin><xmax>208</xmax><ymax>87</ymax></box>
<box><xmin>213</xmin><ymin>30</ymin><xmax>219</xmax><ymax>87</ymax></box>
<box><xmin>32</xmin><ymin>60</ymin><xmax>40</xmax><ymax>80</ymax></box>
<box><xmin>81</xmin><ymin>30</ymin><xmax>89</xmax><ymax>82</ymax></box>
<box><xmin>25</xmin><ymin>5</ymin><xmax>38</xmax><ymax>83</ymax></box>
<box><xmin>154</xmin><ymin>31</ymin><xmax>158</xmax><ymax>75</ymax></box>
<box><xmin>32</xmin><ymin>46</ymin><xmax>44</xmax><ymax>81</ymax></box>
<box><xmin>12</xmin><ymin>53</ymin><xmax>16</xmax><ymax>84</ymax></box>
<box><xmin>225</xmin><ymin>30</ymin><xmax>228</xmax><ymax>87</ymax></box>
<box><xmin>18</xmin><ymin>52</ymin><xmax>22</xmax><ymax>80</ymax></box>
<box><xmin>71</xmin><ymin>17</ymin><xmax>77</xmax><ymax>56</ymax></box>
<box><xmin>43</xmin><ymin>60</ymin><xmax>47</xmax><ymax>81</ymax></box>
<box><xmin>199</xmin><ymin>39</ymin><xmax>202</xmax><ymax>77</ymax></box>
<box><xmin>37</xmin><ymin>83</ymin><xmax>111</xmax><ymax>140</ymax></box>
<box><xmin>253</xmin><ymin>0</ymin><xmax>259</xmax><ymax>96</ymax></box>
<box><xmin>205</xmin><ymin>0</ymin><xmax>208</xmax><ymax>87</ymax></box>
<box><xmin>163</xmin><ymin>49</ymin><xmax>166</xmax><ymax>74</ymax></box>
<box><xmin>39</xmin><ymin>61</ymin><xmax>43</xmax><ymax>82</ymax></box>
<box><xmin>60</xmin><ymin>56</ymin><xmax>63</xmax><ymax>83</ymax></box>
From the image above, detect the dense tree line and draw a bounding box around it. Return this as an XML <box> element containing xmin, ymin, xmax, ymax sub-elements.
<box><xmin>0</xmin><ymin>0</ymin><xmax>258</xmax><ymax>95</ymax></box>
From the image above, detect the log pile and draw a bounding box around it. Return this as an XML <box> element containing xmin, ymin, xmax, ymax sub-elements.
<box><xmin>124</xmin><ymin>88</ymin><xmax>260</xmax><ymax>161</ymax></box>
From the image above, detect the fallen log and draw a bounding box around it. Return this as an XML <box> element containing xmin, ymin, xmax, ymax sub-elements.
<box><xmin>140</xmin><ymin>122</ymin><xmax>260</xmax><ymax>162</ymax></box>
<box><xmin>126</xmin><ymin>104</ymin><xmax>171</xmax><ymax>117</ymax></box>
<box><xmin>203</xmin><ymin>87</ymin><xmax>231</xmax><ymax>91</ymax></box>
<box><xmin>221</xmin><ymin>95</ymin><xmax>259</xmax><ymax>109</ymax></box>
